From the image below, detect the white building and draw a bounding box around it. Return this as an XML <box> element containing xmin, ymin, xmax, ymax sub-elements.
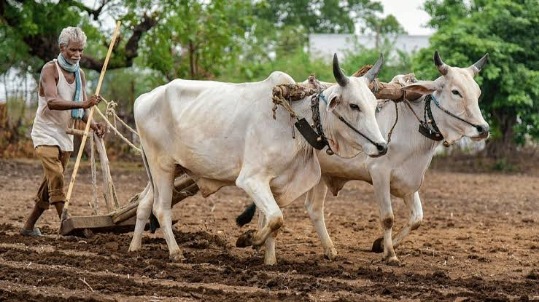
<box><xmin>309</xmin><ymin>33</ymin><xmax>430</xmax><ymax>59</ymax></box>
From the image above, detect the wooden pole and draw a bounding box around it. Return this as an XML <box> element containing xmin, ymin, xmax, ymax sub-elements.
<box><xmin>62</xmin><ymin>21</ymin><xmax>121</xmax><ymax>222</ymax></box>
<box><xmin>94</xmin><ymin>134</ymin><xmax>119</xmax><ymax>211</ymax></box>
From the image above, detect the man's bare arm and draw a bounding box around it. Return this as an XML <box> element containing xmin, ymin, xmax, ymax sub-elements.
<box><xmin>41</xmin><ymin>64</ymin><xmax>98</xmax><ymax>111</ymax></box>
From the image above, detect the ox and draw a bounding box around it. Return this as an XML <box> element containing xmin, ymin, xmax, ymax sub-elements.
<box><xmin>236</xmin><ymin>51</ymin><xmax>490</xmax><ymax>265</ymax></box>
<box><xmin>128</xmin><ymin>54</ymin><xmax>388</xmax><ymax>264</ymax></box>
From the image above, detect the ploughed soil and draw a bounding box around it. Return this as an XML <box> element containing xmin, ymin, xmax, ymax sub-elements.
<box><xmin>0</xmin><ymin>154</ymin><xmax>538</xmax><ymax>302</ymax></box>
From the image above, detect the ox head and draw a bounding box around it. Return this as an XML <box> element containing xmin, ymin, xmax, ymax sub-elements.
<box><xmin>321</xmin><ymin>53</ymin><xmax>388</xmax><ymax>158</ymax></box>
<box><xmin>402</xmin><ymin>51</ymin><xmax>490</xmax><ymax>145</ymax></box>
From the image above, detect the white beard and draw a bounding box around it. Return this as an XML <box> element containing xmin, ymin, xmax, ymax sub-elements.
<box><xmin>66</xmin><ymin>57</ymin><xmax>80</xmax><ymax>65</ymax></box>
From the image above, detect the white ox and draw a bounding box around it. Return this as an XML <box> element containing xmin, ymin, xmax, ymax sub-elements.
<box><xmin>237</xmin><ymin>51</ymin><xmax>490</xmax><ymax>265</ymax></box>
<box><xmin>128</xmin><ymin>54</ymin><xmax>388</xmax><ymax>264</ymax></box>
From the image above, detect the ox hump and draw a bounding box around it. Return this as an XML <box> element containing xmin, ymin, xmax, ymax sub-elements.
<box><xmin>266</xmin><ymin>71</ymin><xmax>296</xmax><ymax>86</ymax></box>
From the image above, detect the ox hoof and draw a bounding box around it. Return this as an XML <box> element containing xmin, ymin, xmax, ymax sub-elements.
<box><xmin>385</xmin><ymin>256</ymin><xmax>401</xmax><ymax>266</ymax></box>
<box><xmin>371</xmin><ymin>237</ymin><xmax>384</xmax><ymax>253</ymax></box>
<box><xmin>382</xmin><ymin>256</ymin><xmax>401</xmax><ymax>266</ymax></box>
<box><xmin>128</xmin><ymin>244</ymin><xmax>141</xmax><ymax>253</ymax></box>
<box><xmin>264</xmin><ymin>258</ymin><xmax>277</xmax><ymax>265</ymax></box>
<box><xmin>169</xmin><ymin>251</ymin><xmax>186</xmax><ymax>262</ymax></box>
<box><xmin>236</xmin><ymin>229</ymin><xmax>256</xmax><ymax>248</ymax></box>
<box><xmin>323</xmin><ymin>247</ymin><xmax>338</xmax><ymax>261</ymax></box>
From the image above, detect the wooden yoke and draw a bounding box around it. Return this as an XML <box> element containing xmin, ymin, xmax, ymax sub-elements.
<box><xmin>354</xmin><ymin>65</ymin><xmax>422</xmax><ymax>101</ymax></box>
<box><xmin>271</xmin><ymin>68</ymin><xmax>421</xmax><ymax>105</ymax></box>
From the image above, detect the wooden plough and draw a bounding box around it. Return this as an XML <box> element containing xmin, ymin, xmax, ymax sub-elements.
<box><xmin>60</xmin><ymin>172</ymin><xmax>199</xmax><ymax>235</ymax></box>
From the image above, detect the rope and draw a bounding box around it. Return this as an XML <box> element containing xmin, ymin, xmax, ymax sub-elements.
<box><xmin>403</xmin><ymin>98</ymin><xmax>423</xmax><ymax>124</ymax></box>
<box><xmin>101</xmin><ymin>97</ymin><xmax>139</xmax><ymax>136</ymax></box>
<box><xmin>272</xmin><ymin>85</ymin><xmax>299</xmax><ymax>120</ymax></box>
<box><xmin>271</xmin><ymin>83</ymin><xmax>319</xmax><ymax>119</ymax></box>
<box><xmin>386</xmin><ymin>102</ymin><xmax>399</xmax><ymax>144</ymax></box>
<box><xmin>94</xmin><ymin>105</ymin><xmax>141</xmax><ymax>154</ymax></box>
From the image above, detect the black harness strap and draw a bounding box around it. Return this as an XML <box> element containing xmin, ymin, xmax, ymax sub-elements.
<box><xmin>293</xmin><ymin>93</ymin><xmax>334</xmax><ymax>154</ymax></box>
<box><xmin>418</xmin><ymin>95</ymin><xmax>444</xmax><ymax>141</ymax></box>
<box><xmin>412</xmin><ymin>94</ymin><xmax>485</xmax><ymax>143</ymax></box>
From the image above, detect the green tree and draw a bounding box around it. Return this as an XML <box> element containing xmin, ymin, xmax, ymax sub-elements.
<box><xmin>0</xmin><ymin>0</ymin><xmax>157</xmax><ymax>75</ymax></box>
<box><xmin>253</xmin><ymin>0</ymin><xmax>384</xmax><ymax>34</ymax></box>
<box><xmin>415</xmin><ymin>0</ymin><xmax>539</xmax><ymax>157</ymax></box>
<box><xmin>123</xmin><ymin>0</ymin><xmax>254</xmax><ymax>80</ymax></box>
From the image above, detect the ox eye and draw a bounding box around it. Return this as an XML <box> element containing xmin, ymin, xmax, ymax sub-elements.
<box><xmin>451</xmin><ymin>90</ymin><xmax>462</xmax><ymax>97</ymax></box>
<box><xmin>349</xmin><ymin>104</ymin><xmax>361</xmax><ymax>111</ymax></box>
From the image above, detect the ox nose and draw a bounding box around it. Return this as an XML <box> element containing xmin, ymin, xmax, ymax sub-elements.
<box><xmin>376</xmin><ymin>143</ymin><xmax>388</xmax><ymax>156</ymax></box>
<box><xmin>476</xmin><ymin>124</ymin><xmax>490</xmax><ymax>136</ymax></box>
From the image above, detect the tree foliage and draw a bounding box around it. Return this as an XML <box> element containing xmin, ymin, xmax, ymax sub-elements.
<box><xmin>415</xmin><ymin>0</ymin><xmax>539</xmax><ymax>157</ymax></box>
<box><xmin>253</xmin><ymin>0</ymin><xmax>381</xmax><ymax>33</ymax></box>
<box><xmin>0</xmin><ymin>0</ymin><xmax>157</xmax><ymax>75</ymax></box>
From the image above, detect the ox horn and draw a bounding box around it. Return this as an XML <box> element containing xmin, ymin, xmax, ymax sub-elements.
<box><xmin>333</xmin><ymin>53</ymin><xmax>349</xmax><ymax>87</ymax></box>
<box><xmin>364</xmin><ymin>53</ymin><xmax>384</xmax><ymax>83</ymax></box>
<box><xmin>471</xmin><ymin>53</ymin><xmax>489</xmax><ymax>76</ymax></box>
<box><xmin>434</xmin><ymin>51</ymin><xmax>449</xmax><ymax>76</ymax></box>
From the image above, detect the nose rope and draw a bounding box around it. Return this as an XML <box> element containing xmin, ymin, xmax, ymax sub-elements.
<box><xmin>430</xmin><ymin>95</ymin><xmax>485</xmax><ymax>132</ymax></box>
<box><xmin>403</xmin><ymin>94</ymin><xmax>486</xmax><ymax>143</ymax></box>
<box><xmin>318</xmin><ymin>93</ymin><xmax>385</xmax><ymax>151</ymax></box>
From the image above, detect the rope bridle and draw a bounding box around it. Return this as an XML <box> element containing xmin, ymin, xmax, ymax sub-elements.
<box><xmin>317</xmin><ymin>93</ymin><xmax>386</xmax><ymax>152</ymax></box>
<box><xmin>403</xmin><ymin>94</ymin><xmax>484</xmax><ymax>145</ymax></box>
<box><xmin>431</xmin><ymin>94</ymin><xmax>485</xmax><ymax>132</ymax></box>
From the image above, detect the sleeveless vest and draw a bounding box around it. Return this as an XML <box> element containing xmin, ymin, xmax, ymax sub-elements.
<box><xmin>31</xmin><ymin>60</ymin><xmax>78</xmax><ymax>152</ymax></box>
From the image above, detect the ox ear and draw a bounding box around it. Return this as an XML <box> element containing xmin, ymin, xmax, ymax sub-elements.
<box><xmin>434</xmin><ymin>51</ymin><xmax>449</xmax><ymax>76</ymax></box>
<box><xmin>469</xmin><ymin>53</ymin><xmax>489</xmax><ymax>76</ymax></box>
<box><xmin>326</xmin><ymin>93</ymin><xmax>341</xmax><ymax>112</ymax></box>
<box><xmin>402</xmin><ymin>80</ymin><xmax>440</xmax><ymax>95</ymax></box>
<box><xmin>364</xmin><ymin>53</ymin><xmax>384</xmax><ymax>83</ymax></box>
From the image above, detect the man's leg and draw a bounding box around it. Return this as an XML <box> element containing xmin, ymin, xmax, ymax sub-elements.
<box><xmin>22</xmin><ymin>205</ymin><xmax>46</xmax><ymax>232</ymax></box>
<box><xmin>45</xmin><ymin>147</ymin><xmax>69</xmax><ymax>216</ymax></box>
<box><xmin>21</xmin><ymin>146</ymin><xmax>66</xmax><ymax>235</ymax></box>
<box><xmin>22</xmin><ymin>165</ymin><xmax>49</xmax><ymax>234</ymax></box>
<box><xmin>52</xmin><ymin>151</ymin><xmax>70</xmax><ymax>219</ymax></box>
<box><xmin>53</xmin><ymin>202</ymin><xmax>65</xmax><ymax>218</ymax></box>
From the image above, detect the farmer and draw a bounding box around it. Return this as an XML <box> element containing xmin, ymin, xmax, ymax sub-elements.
<box><xmin>20</xmin><ymin>26</ymin><xmax>106</xmax><ymax>236</ymax></box>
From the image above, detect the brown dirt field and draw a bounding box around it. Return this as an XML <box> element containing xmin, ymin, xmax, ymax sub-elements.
<box><xmin>0</xmin><ymin>155</ymin><xmax>538</xmax><ymax>302</ymax></box>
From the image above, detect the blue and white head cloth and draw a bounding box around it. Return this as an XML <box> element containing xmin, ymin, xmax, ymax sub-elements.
<box><xmin>57</xmin><ymin>53</ymin><xmax>83</xmax><ymax>119</ymax></box>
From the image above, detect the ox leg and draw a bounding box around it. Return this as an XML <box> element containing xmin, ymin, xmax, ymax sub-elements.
<box><xmin>149</xmin><ymin>163</ymin><xmax>182</xmax><ymax>261</ymax></box>
<box><xmin>129</xmin><ymin>183</ymin><xmax>153</xmax><ymax>252</ymax></box>
<box><xmin>263</xmin><ymin>231</ymin><xmax>279</xmax><ymax>265</ymax></box>
<box><xmin>372</xmin><ymin>175</ymin><xmax>399</xmax><ymax>265</ymax></box>
<box><xmin>392</xmin><ymin>192</ymin><xmax>423</xmax><ymax>248</ymax></box>
<box><xmin>259</xmin><ymin>213</ymin><xmax>279</xmax><ymax>265</ymax></box>
<box><xmin>304</xmin><ymin>182</ymin><xmax>337</xmax><ymax>260</ymax></box>
<box><xmin>236</xmin><ymin>176</ymin><xmax>283</xmax><ymax>265</ymax></box>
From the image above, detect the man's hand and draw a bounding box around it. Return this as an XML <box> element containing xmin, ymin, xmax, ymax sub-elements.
<box><xmin>83</xmin><ymin>95</ymin><xmax>103</xmax><ymax>109</ymax></box>
<box><xmin>91</xmin><ymin>122</ymin><xmax>107</xmax><ymax>138</ymax></box>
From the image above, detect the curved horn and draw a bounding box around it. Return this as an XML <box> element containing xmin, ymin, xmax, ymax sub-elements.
<box><xmin>434</xmin><ymin>51</ymin><xmax>448</xmax><ymax>75</ymax></box>
<box><xmin>471</xmin><ymin>53</ymin><xmax>489</xmax><ymax>76</ymax></box>
<box><xmin>364</xmin><ymin>53</ymin><xmax>384</xmax><ymax>83</ymax></box>
<box><xmin>333</xmin><ymin>53</ymin><xmax>349</xmax><ymax>87</ymax></box>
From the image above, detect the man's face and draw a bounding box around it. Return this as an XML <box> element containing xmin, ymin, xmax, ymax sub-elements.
<box><xmin>61</xmin><ymin>40</ymin><xmax>84</xmax><ymax>64</ymax></box>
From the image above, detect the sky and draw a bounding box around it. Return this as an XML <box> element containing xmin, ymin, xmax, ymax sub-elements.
<box><xmin>378</xmin><ymin>0</ymin><xmax>435</xmax><ymax>35</ymax></box>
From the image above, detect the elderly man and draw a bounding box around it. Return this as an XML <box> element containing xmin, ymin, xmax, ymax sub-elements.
<box><xmin>21</xmin><ymin>26</ymin><xmax>105</xmax><ymax>236</ymax></box>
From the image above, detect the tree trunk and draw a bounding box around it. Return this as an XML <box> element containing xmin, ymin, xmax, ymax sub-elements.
<box><xmin>484</xmin><ymin>109</ymin><xmax>517</xmax><ymax>158</ymax></box>
<box><xmin>189</xmin><ymin>40</ymin><xmax>196</xmax><ymax>79</ymax></box>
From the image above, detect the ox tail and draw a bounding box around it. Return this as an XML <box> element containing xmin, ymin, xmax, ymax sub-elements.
<box><xmin>236</xmin><ymin>202</ymin><xmax>257</xmax><ymax>227</ymax></box>
<box><xmin>141</xmin><ymin>146</ymin><xmax>160</xmax><ymax>233</ymax></box>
